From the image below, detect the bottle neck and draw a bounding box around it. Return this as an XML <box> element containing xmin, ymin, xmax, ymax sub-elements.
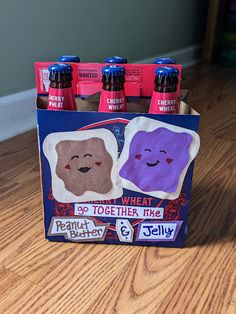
<box><xmin>154</xmin><ymin>75</ymin><xmax>178</xmax><ymax>93</ymax></box>
<box><xmin>49</xmin><ymin>72</ymin><xmax>73</xmax><ymax>89</ymax></box>
<box><xmin>154</xmin><ymin>85</ymin><xmax>177</xmax><ymax>93</ymax></box>
<box><xmin>102</xmin><ymin>73</ymin><xmax>125</xmax><ymax>91</ymax></box>
<box><xmin>49</xmin><ymin>81</ymin><xmax>72</xmax><ymax>89</ymax></box>
<box><xmin>102</xmin><ymin>83</ymin><xmax>124</xmax><ymax>91</ymax></box>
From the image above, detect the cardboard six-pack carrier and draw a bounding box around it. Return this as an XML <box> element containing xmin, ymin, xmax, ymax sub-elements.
<box><xmin>35</xmin><ymin>61</ymin><xmax>200</xmax><ymax>248</ymax></box>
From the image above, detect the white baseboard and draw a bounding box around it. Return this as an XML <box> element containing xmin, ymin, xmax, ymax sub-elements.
<box><xmin>135</xmin><ymin>44</ymin><xmax>203</xmax><ymax>67</ymax></box>
<box><xmin>0</xmin><ymin>44</ymin><xmax>202</xmax><ymax>141</ymax></box>
<box><xmin>0</xmin><ymin>89</ymin><xmax>36</xmax><ymax>142</ymax></box>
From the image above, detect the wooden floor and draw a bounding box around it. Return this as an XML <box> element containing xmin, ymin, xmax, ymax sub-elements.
<box><xmin>0</xmin><ymin>65</ymin><xmax>235</xmax><ymax>314</ymax></box>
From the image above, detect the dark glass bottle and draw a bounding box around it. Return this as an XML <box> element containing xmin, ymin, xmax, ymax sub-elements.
<box><xmin>149</xmin><ymin>66</ymin><xmax>179</xmax><ymax>114</ymax></box>
<box><xmin>47</xmin><ymin>63</ymin><xmax>77</xmax><ymax>111</ymax></box>
<box><xmin>153</xmin><ymin>57</ymin><xmax>176</xmax><ymax>64</ymax></box>
<box><xmin>105</xmin><ymin>56</ymin><xmax>128</xmax><ymax>64</ymax></box>
<box><xmin>58</xmin><ymin>55</ymin><xmax>80</xmax><ymax>63</ymax></box>
<box><xmin>99</xmin><ymin>65</ymin><xmax>127</xmax><ymax>112</ymax></box>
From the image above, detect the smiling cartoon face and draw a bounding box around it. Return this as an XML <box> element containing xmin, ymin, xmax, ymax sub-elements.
<box><xmin>119</xmin><ymin>127</ymin><xmax>192</xmax><ymax>193</ymax></box>
<box><xmin>55</xmin><ymin>137</ymin><xmax>113</xmax><ymax>196</ymax></box>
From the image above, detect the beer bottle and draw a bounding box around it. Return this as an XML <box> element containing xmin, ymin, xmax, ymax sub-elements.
<box><xmin>149</xmin><ymin>67</ymin><xmax>179</xmax><ymax>114</ymax></box>
<box><xmin>153</xmin><ymin>57</ymin><xmax>176</xmax><ymax>64</ymax></box>
<box><xmin>58</xmin><ymin>55</ymin><xmax>80</xmax><ymax>63</ymax></box>
<box><xmin>99</xmin><ymin>65</ymin><xmax>127</xmax><ymax>112</ymax></box>
<box><xmin>105</xmin><ymin>56</ymin><xmax>128</xmax><ymax>64</ymax></box>
<box><xmin>47</xmin><ymin>63</ymin><xmax>77</xmax><ymax>111</ymax></box>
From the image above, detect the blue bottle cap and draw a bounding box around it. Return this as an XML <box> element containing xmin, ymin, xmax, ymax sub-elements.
<box><xmin>58</xmin><ymin>55</ymin><xmax>80</xmax><ymax>62</ymax></box>
<box><xmin>105</xmin><ymin>56</ymin><xmax>128</xmax><ymax>64</ymax></box>
<box><xmin>102</xmin><ymin>65</ymin><xmax>125</xmax><ymax>76</ymax></box>
<box><xmin>48</xmin><ymin>63</ymin><xmax>72</xmax><ymax>73</ymax></box>
<box><xmin>153</xmin><ymin>57</ymin><xmax>176</xmax><ymax>64</ymax></box>
<box><xmin>155</xmin><ymin>66</ymin><xmax>179</xmax><ymax>76</ymax></box>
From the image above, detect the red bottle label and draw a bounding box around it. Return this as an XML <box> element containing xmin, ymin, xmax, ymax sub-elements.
<box><xmin>47</xmin><ymin>87</ymin><xmax>77</xmax><ymax>111</ymax></box>
<box><xmin>149</xmin><ymin>91</ymin><xmax>179</xmax><ymax>114</ymax></box>
<box><xmin>99</xmin><ymin>90</ymin><xmax>127</xmax><ymax>112</ymax></box>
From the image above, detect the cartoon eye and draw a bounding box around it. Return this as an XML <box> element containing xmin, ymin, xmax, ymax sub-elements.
<box><xmin>144</xmin><ymin>148</ymin><xmax>151</xmax><ymax>152</ymax></box>
<box><xmin>71</xmin><ymin>155</ymin><xmax>79</xmax><ymax>160</ymax></box>
<box><xmin>159</xmin><ymin>150</ymin><xmax>167</xmax><ymax>154</ymax></box>
<box><xmin>83</xmin><ymin>154</ymin><xmax>92</xmax><ymax>158</ymax></box>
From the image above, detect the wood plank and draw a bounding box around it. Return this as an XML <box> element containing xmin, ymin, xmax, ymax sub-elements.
<box><xmin>188</xmin><ymin>142</ymin><xmax>236</xmax><ymax>246</ymax></box>
<box><xmin>156</xmin><ymin>241</ymin><xmax>236</xmax><ymax>313</ymax></box>
<box><xmin>86</xmin><ymin>247</ymin><xmax>198</xmax><ymax>313</ymax></box>
<box><xmin>4</xmin><ymin>244</ymin><xmax>140</xmax><ymax>313</ymax></box>
<box><xmin>0</xmin><ymin>268</ymin><xmax>41</xmax><ymax>314</ymax></box>
<box><xmin>226</xmin><ymin>289</ymin><xmax>236</xmax><ymax>314</ymax></box>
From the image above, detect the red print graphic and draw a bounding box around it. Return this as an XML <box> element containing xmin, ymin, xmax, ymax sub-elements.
<box><xmin>48</xmin><ymin>191</ymin><xmax>74</xmax><ymax>216</ymax></box>
<box><xmin>164</xmin><ymin>193</ymin><xmax>187</xmax><ymax>220</ymax></box>
<box><xmin>54</xmin><ymin>202</ymin><xmax>74</xmax><ymax>216</ymax></box>
<box><xmin>48</xmin><ymin>190</ymin><xmax>54</xmax><ymax>201</ymax></box>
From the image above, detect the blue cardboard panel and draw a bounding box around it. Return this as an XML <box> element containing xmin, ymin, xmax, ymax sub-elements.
<box><xmin>37</xmin><ymin>109</ymin><xmax>200</xmax><ymax>248</ymax></box>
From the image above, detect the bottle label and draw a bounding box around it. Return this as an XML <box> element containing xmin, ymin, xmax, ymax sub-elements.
<box><xmin>149</xmin><ymin>91</ymin><xmax>179</xmax><ymax>114</ymax></box>
<box><xmin>48</xmin><ymin>87</ymin><xmax>76</xmax><ymax>111</ymax></box>
<box><xmin>99</xmin><ymin>90</ymin><xmax>127</xmax><ymax>112</ymax></box>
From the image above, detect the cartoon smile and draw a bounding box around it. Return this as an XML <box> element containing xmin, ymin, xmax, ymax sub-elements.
<box><xmin>55</xmin><ymin>137</ymin><xmax>113</xmax><ymax>196</ymax></box>
<box><xmin>146</xmin><ymin>160</ymin><xmax>160</xmax><ymax>167</ymax></box>
<box><xmin>78</xmin><ymin>167</ymin><xmax>91</xmax><ymax>173</ymax></box>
